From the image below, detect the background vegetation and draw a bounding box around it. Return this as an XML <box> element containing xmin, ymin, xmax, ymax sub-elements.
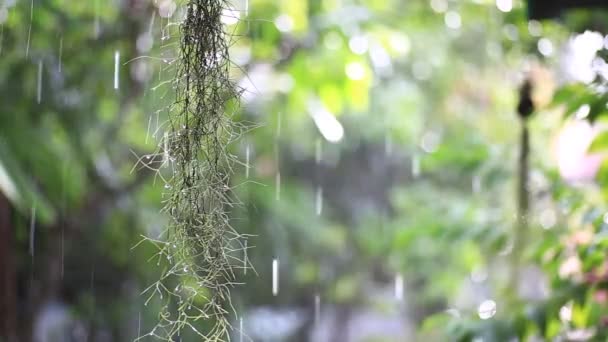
<box><xmin>2</xmin><ymin>0</ymin><xmax>608</xmax><ymax>341</ymax></box>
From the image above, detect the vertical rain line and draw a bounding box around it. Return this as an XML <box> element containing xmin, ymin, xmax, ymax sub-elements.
<box><xmin>272</xmin><ymin>258</ymin><xmax>279</xmax><ymax>296</ymax></box>
<box><xmin>315</xmin><ymin>186</ymin><xmax>323</xmax><ymax>216</ymax></box>
<box><xmin>411</xmin><ymin>154</ymin><xmax>420</xmax><ymax>178</ymax></box>
<box><xmin>58</xmin><ymin>36</ymin><xmax>63</xmax><ymax>73</ymax></box>
<box><xmin>243</xmin><ymin>239</ymin><xmax>248</xmax><ymax>275</ymax></box>
<box><xmin>245</xmin><ymin>0</ymin><xmax>251</xmax><ymax>32</ymax></box>
<box><xmin>93</xmin><ymin>0</ymin><xmax>100</xmax><ymax>38</ymax></box>
<box><xmin>385</xmin><ymin>134</ymin><xmax>393</xmax><ymax>156</ymax></box>
<box><xmin>137</xmin><ymin>311</ymin><xmax>141</xmax><ymax>339</ymax></box>
<box><xmin>148</xmin><ymin>11</ymin><xmax>156</xmax><ymax>35</ymax></box>
<box><xmin>36</xmin><ymin>60</ymin><xmax>42</xmax><ymax>104</ymax></box>
<box><xmin>395</xmin><ymin>273</ymin><xmax>404</xmax><ymax>301</ymax></box>
<box><xmin>315</xmin><ymin>139</ymin><xmax>322</xmax><ymax>164</ymax></box>
<box><xmin>26</xmin><ymin>0</ymin><xmax>34</xmax><ymax>58</ymax></box>
<box><xmin>239</xmin><ymin>317</ymin><xmax>244</xmax><ymax>342</ymax></box>
<box><xmin>145</xmin><ymin>115</ymin><xmax>152</xmax><ymax>145</ymax></box>
<box><xmin>245</xmin><ymin>144</ymin><xmax>250</xmax><ymax>179</ymax></box>
<box><xmin>163</xmin><ymin>131</ymin><xmax>169</xmax><ymax>165</ymax></box>
<box><xmin>314</xmin><ymin>293</ymin><xmax>321</xmax><ymax>326</ymax></box>
<box><xmin>114</xmin><ymin>50</ymin><xmax>120</xmax><ymax>90</ymax></box>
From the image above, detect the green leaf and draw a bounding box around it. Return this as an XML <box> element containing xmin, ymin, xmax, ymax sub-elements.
<box><xmin>0</xmin><ymin>141</ymin><xmax>56</xmax><ymax>224</ymax></box>
<box><xmin>588</xmin><ymin>131</ymin><xmax>608</xmax><ymax>153</ymax></box>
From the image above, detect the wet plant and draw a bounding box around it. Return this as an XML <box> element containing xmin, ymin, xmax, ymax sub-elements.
<box><xmin>136</xmin><ymin>0</ymin><xmax>246</xmax><ymax>340</ymax></box>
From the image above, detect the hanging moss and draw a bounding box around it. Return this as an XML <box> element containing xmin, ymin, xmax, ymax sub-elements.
<box><xmin>143</xmin><ymin>0</ymin><xmax>244</xmax><ymax>340</ymax></box>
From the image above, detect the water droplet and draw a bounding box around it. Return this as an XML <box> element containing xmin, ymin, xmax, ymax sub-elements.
<box><xmin>245</xmin><ymin>144</ymin><xmax>251</xmax><ymax>179</ymax></box>
<box><xmin>272</xmin><ymin>258</ymin><xmax>279</xmax><ymax>296</ymax></box>
<box><xmin>385</xmin><ymin>135</ymin><xmax>393</xmax><ymax>156</ymax></box>
<box><xmin>93</xmin><ymin>0</ymin><xmax>100</xmax><ymax>38</ymax></box>
<box><xmin>243</xmin><ymin>240</ymin><xmax>248</xmax><ymax>275</ymax></box>
<box><xmin>114</xmin><ymin>50</ymin><xmax>120</xmax><ymax>90</ymax></box>
<box><xmin>411</xmin><ymin>155</ymin><xmax>421</xmax><ymax>178</ymax></box>
<box><xmin>239</xmin><ymin>317</ymin><xmax>244</xmax><ymax>342</ymax></box>
<box><xmin>25</xmin><ymin>0</ymin><xmax>33</xmax><ymax>58</ymax></box>
<box><xmin>314</xmin><ymin>294</ymin><xmax>321</xmax><ymax>326</ymax></box>
<box><xmin>36</xmin><ymin>60</ymin><xmax>42</xmax><ymax>104</ymax></box>
<box><xmin>472</xmin><ymin>175</ymin><xmax>481</xmax><ymax>194</ymax></box>
<box><xmin>315</xmin><ymin>186</ymin><xmax>323</xmax><ymax>216</ymax></box>
<box><xmin>478</xmin><ymin>300</ymin><xmax>497</xmax><ymax>319</ymax></box>
<box><xmin>58</xmin><ymin>36</ymin><xmax>63</xmax><ymax>73</ymax></box>
<box><xmin>394</xmin><ymin>273</ymin><xmax>404</xmax><ymax>301</ymax></box>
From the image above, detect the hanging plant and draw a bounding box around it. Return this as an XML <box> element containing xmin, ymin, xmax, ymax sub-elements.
<box><xmin>141</xmin><ymin>0</ymin><xmax>245</xmax><ymax>340</ymax></box>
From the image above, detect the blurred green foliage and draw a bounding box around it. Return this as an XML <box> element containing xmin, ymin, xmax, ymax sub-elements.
<box><xmin>2</xmin><ymin>0</ymin><xmax>608</xmax><ymax>341</ymax></box>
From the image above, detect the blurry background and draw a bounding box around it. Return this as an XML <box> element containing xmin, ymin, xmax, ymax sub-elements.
<box><xmin>2</xmin><ymin>0</ymin><xmax>608</xmax><ymax>341</ymax></box>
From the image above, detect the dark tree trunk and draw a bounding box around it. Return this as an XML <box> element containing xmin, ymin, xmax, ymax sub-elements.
<box><xmin>0</xmin><ymin>193</ymin><xmax>17</xmax><ymax>342</ymax></box>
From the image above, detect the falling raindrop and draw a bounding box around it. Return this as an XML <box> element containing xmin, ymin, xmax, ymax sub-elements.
<box><xmin>275</xmin><ymin>172</ymin><xmax>281</xmax><ymax>201</ymax></box>
<box><xmin>315</xmin><ymin>186</ymin><xmax>323</xmax><ymax>216</ymax></box>
<box><xmin>145</xmin><ymin>115</ymin><xmax>152</xmax><ymax>145</ymax></box>
<box><xmin>93</xmin><ymin>0</ymin><xmax>100</xmax><ymax>38</ymax></box>
<box><xmin>114</xmin><ymin>50</ymin><xmax>120</xmax><ymax>90</ymax></box>
<box><xmin>395</xmin><ymin>273</ymin><xmax>404</xmax><ymax>301</ymax></box>
<box><xmin>245</xmin><ymin>0</ymin><xmax>249</xmax><ymax>17</ymax></box>
<box><xmin>36</xmin><ymin>60</ymin><xmax>42</xmax><ymax>104</ymax></box>
<box><xmin>239</xmin><ymin>317</ymin><xmax>244</xmax><ymax>342</ymax></box>
<box><xmin>315</xmin><ymin>139</ymin><xmax>322</xmax><ymax>164</ymax></box>
<box><xmin>272</xmin><ymin>258</ymin><xmax>279</xmax><ymax>296</ymax></box>
<box><xmin>411</xmin><ymin>154</ymin><xmax>421</xmax><ymax>178</ymax></box>
<box><xmin>58</xmin><ymin>36</ymin><xmax>63</xmax><ymax>73</ymax></box>
<box><xmin>25</xmin><ymin>0</ymin><xmax>33</xmax><ymax>58</ymax></box>
<box><xmin>472</xmin><ymin>174</ymin><xmax>481</xmax><ymax>194</ymax></box>
<box><xmin>245</xmin><ymin>144</ymin><xmax>250</xmax><ymax>179</ymax></box>
<box><xmin>314</xmin><ymin>293</ymin><xmax>321</xmax><ymax>326</ymax></box>
<box><xmin>163</xmin><ymin>131</ymin><xmax>169</xmax><ymax>164</ymax></box>
<box><xmin>243</xmin><ymin>239</ymin><xmax>248</xmax><ymax>275</ymax></box>
<box><xmin>29</xmin><ymin>206</ymin><xmax>36</xmax><ymax>258</ymax></box>
<box><xmin>137</xmin><ymin>311</ymin><xmax>141</xmax><ymax>339</ymax></box>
